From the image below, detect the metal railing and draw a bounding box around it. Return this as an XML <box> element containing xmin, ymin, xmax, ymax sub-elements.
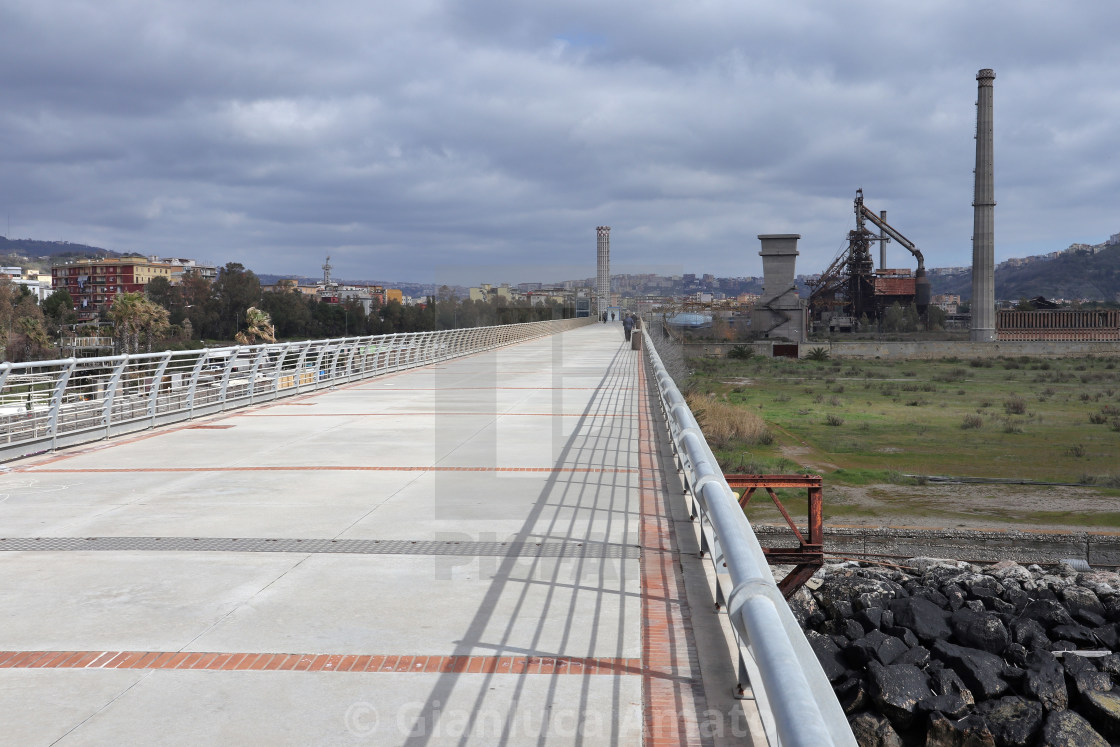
<box><xmin>0</xmin><ymin>318</ymin><xmax>591</xmax><ymax>463</ymax></box>
<box><xmin>642</xmin><ymin>327</ymin><xmax>855</xmax><ymax>747</ymax></box>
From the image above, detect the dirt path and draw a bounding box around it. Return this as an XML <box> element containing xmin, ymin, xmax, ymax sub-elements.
<box><xmin>779</xmin><ymin>444</ymin><xmax>839</xmax><ymax>472</ymax></box>
<box><xmin>817</xmin><ymin>481</ymin><xmax>1118</xmax><ymax>533</ymax></box>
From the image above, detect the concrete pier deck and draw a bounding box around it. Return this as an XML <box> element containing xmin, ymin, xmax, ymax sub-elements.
<box><xmin>0</xmin><ymin>325</ymin><xmax>755</xmax><ymax>745</ymax></box>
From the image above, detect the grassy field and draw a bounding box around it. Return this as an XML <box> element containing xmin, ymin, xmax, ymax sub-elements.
<box><xmin>685</xmin><ymin>352</ymin><xmax>1120</xmax><ymax>527</ymax></box>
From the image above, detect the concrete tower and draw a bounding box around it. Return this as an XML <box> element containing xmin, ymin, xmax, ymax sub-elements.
<box><xmin>751</xmin><ymin>234</ymin><xmax>806</xmax><ymax>341</ymax></box>
<box><xmin>596</xmin><ymin>226</ymin><xmax>611</xmax><ymax>314</ymax></box>
<box><xmin>971</xmin><ymin>68</ymin><xmax>997</xmax><ymax>342</ymax></box>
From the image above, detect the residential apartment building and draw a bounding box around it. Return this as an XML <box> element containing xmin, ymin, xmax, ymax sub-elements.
<box><xmin>51</xmin><ymin>257</ymin><xmax>181</xmax><ymax>322</ymax></box>
<box><xmin>1</xmin><ymin>267</ymin><xmax>54</xmax><ymax>303</ymax></box>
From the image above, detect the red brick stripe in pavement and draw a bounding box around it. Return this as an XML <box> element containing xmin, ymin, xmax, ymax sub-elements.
<box><xmin>22</xmin><ymin>466</ymin><xmax>636</xmax><ymax>474</ymax></box>
<box><xmin>238</xmin><ymin>412</ymin><xmax>634</xmax><ymax>417</ymax></box>
<box><xmin>0</xmin><ymin>652</ymin><xmax>641</xmax><ymax>674</ymax></box>
<box><xmin>637</xmin><ymin>351</ymin><xmax>713</xmax><ymax>746</ymax></box>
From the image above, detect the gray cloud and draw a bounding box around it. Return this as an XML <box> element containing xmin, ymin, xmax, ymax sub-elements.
<box><xmin>1</xmin><ymin>1</ymin><xmax>1118</xmax><ymax>285</ymax></box>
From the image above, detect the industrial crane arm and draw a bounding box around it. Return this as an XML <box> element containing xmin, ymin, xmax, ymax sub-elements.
<box><xmin>856</xmin><ymin>204</ymin><xmax>925</xmax><ymax>272</ymax></box>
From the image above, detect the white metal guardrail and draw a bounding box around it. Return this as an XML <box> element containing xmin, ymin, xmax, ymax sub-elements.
<box><xmin>0</xmin><ymin>318</ymin><xmax>591</xmax><ymax>463</ymax></box>
<box><xmin>642</xmin><ymin>327</ymin><xmax>855</xmax><ymax>747</ymax></box>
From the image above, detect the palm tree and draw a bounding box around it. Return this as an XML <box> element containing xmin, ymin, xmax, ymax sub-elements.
<box><xmin>108</xmin><ymin>293</ymin><xmax>170</xmax><ymax>353</ymax></box>
<box><xmin>235</xmin><ymin>306</ymin><xmax>276</xmax><ymax>345</ymax></box>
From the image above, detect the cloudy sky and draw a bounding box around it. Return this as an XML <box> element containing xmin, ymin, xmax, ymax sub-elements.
<box><xmin>2</xmin><ymin>1</ymin><xmax>1118</xmax><ymax>285</ymax></box>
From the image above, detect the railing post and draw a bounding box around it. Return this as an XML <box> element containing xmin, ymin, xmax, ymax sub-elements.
<box><xmin>146</xmin><ymin>352</ymin><xmax>174</xmax><ymax>426</ymax></box>
<box><xmin>47</xmin><ymin>359</ymin><xmax>77</xmax><ymax>451</ymax></box>
<box><xmin>247</xmin><ymin>345</ymin><xmax>269</xmax><ymax>403</ymax></box>
<box><xmin>218</xmin><ymin>347</ymin><xmax>239</xmax><ymax>409</ymax></box>
<box><xmin>186</xmin><ymin>351</ymin><xmax>209</xmax><ymax>418</ymax></box>
<box><xmin>293</xmin><ymin>342</ymin><xmax>312</xmax><ymax>392</ymax></box>
<box><xmin>272</xmin><ymin>342</ymin><xmax>293</xmax><ymax>395</ymax></box>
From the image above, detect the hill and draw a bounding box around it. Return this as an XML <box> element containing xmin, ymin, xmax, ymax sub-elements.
<box><xmin>0</xmin><ymin>236</ymin><xmax>120</xmax><ymax>262</ymax></box>
<box><xmin>930</xmin><ymin>239</ymin><xmax>1120</xmax><ymax>302</ymax></box>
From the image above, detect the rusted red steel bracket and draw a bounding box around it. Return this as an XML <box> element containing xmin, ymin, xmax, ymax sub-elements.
<box><xmin>723</xmin><ymin>474</ymin><xmax>824</xmax><ymax>599</ymax></box>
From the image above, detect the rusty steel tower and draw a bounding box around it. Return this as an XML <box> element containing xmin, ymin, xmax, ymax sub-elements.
<box><xmin>596</xmin><ymin>226</ymin><xmax>611</xmax><ymax>314</ymax></box>
<box><xmin>971</xmin><ymin>68</ymin><xmax>997</xmax><ymax>341</ymax></box>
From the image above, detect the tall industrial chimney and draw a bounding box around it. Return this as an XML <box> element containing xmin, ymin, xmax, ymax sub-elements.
<box><xmin>971</xmin><ymin>68</ymin><xmax>997</xmax><ymax>342</ymax></box>
<box><xmin>596</xmin><ymin>226</ymin><xmax>611</xmax><ymax>315</ymax></box>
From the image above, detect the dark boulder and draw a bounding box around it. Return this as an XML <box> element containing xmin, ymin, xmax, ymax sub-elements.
<box><xmin>837</xmin><ymin>675</ymin><xmax>871</xmax><ymax>715</ymax></box>
<box><xmin>1063</xmin><ymin>653</ymin><xmax>1113</xmax><ymax>697</ymax></box>
<box><xmin>1049</xmin><ymin>623</ymin><xmax>1101</xmax><ymax>648</ymax></box>
<box><xmin>943</xmin><ymin>583</ymin><xmax>967</xmax><ymax>611</ymax></box>
<box><xmin>806</xmin><ymin>630</ymin><xmax>849</xmax><ymax>683</ymax></box>
<box><xmin>915</xmin><ymin>693</ymin><xmax>971</xmax><ymax>720</ymax></box>
<box><xmin>930</xmin><ymin>667</ymin><xmax>976</xmax><ymax>708</ymax></box>
<box><xmin>912</xmin><ymin>586</ymin><xmax>949</xmax><ymax>607</ymax></box>
<box><xmin>1102</xmin><ymin>594</ymin><xmax>1120</xmax><ymax>623</ymax></box>
<box><xmin>1039</xmin><ymin>708</ymin><xmax>1109</xmax><ymax>747</ymax></box>
<box><xmin>1093</xmin><ymin>623</ymin><xmax>1119</xmax><ymax>650</ymax></box>
<box><xmin>1000</xmin><ymin>586</ymin><xmax>1030</xmax><ymax>613</ymax></box>
<box><xmin>866</xmin><ymin>660</ymin><xmax>933</xmax><ymax>729</ymax></box>
<box><xmin>847</xmin><ymin>629</ymin><xmax>909</xmax><ymax>667</ymax></box>
<box><xmin>925</xmin><ymin>713</ymin><xmax>996</xmax><ymax>747</ymax></box>
<box><xmin>1009</xmin><ymin>618</ymin><xmax>1051</xmax><ymax>650</ymax></box>
<box><xmin>856</xmin><ymin>606</ymin><xmax>885</xmax><ymax>633</ymax></box>
<box><xmin>950</xmin><ymin>608</ymin><xmax>1010</xmax><ymax>655</ymax></box>
<box><xmin>1098</xmin><ymin>653</ymin><xmax>1120</xmax><ymax>681</ymax></box>
<box><xmin>980</xmin><ymin>596</ymin><xmax>1015</xmax><ymax>615</ymax></box>
<box><xmin>890</xmin><ymin>596</ymin><xmax>951</xmax><ymax>644</ymax></box>
<box><xmin>896</xmin><ymin>645</ymin><xmax>930</xmax><ymax>669</ymax></box>
<box><xmin>1079</xmin><ymin>689</ymin><xmax>1120</xmax><ymax>741</ymax></box>
<box><xmin>1061</xmin><ymin>585</ymin><xmax>1105</xmax><ymax>620</ymax></box>
<box><xmin>821</xmin><ymin>617</ymin><xmax>866</xmax><ymax>641</ymax></box>
<box><xmin>976</xmin><ymin>696</ymin><xmax>1043</xmax><ymax>747</ymax></box>
<box><xmin>1021</xmin><ymin>599</ymin><xmax>1075</xmax><ymax>630</ymax></box>
<box><xmin>932</xmin><ymin>640</ymin><xmax>1010</xmax><ymax>700</ymax></box>
<box><xmin>848</xmin><ymin>711</ymin><xmax>903</xmax><ymax>747</ymax></box>
<box><xmin>1023</xmin><ymin>650</ymin><xmax>1068</xmax><ymax>712</ymax></box>
<box><xmin>818</xmin><ymin>570</ymin><xmax>898</xmax><ymax>617</ymax></box>
<box><xmin>1003</xmin><ymin>643</ymin><xmax>1029</xmax><ymax>668</ymax></box>
<box><xmin>882</xmin><ymin>625</ymin><xmax>919</xmax><ymax>649</ymax></box>
<box><xmin>787</xmin><ymin>586</ymin><xmax>819</xmax><ymax>627</ymax></box>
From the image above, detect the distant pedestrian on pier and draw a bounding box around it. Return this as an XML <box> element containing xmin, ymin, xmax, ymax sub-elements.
<box><xmin>601</xmin><ymin>312</ymin><xmax>607</xmax><ymax>323</ymax></box>
<box><xmin>622</xmin><ymin>314</ymin><xmax>635</xmax><ymax>342</ymax></box>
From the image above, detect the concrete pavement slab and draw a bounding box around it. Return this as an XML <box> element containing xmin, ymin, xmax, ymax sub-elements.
<box><xmin>187</xmin><ymin>553</ymin><xmax>640</xmax><ymax>658</ymax></box>
<box><xmin>0</xmin><ymin>552</ymin><xmax>301</xmax><ymax>650</ymax></box>
<box><xmin>48</xmin><ymin>670</ymin><xmax>642</xmax><ymax>746</ymax></box>
<box><xmin>0</xmin><ymin>670</ymin><xmax>146</xmax><ymax>746</ymax></box>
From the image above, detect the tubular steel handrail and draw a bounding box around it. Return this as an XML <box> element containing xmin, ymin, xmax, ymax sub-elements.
<box><xmin>641</xmin><ymin>327</ymin><xmax>855</xmax><ymax>747</ymax></box>
<box><xmin>0</xmin><ymin>318</ymin><xmax>591</xmax><ymax>463</ymax></box>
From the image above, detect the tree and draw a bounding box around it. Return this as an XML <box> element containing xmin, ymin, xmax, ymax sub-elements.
<box><xmin>146</xmin><ymin>276</ymin><xmax>176</xmax><ymax>310</ymax></box>
<box><xmin>881</xmin><ymin>302</ymin><xmax>906</xmax><ymax>333</ymax></box>
<box><xmin>235</xmin><ymin>306</ymin><xmax>276</xmax><ymax>345</ymax></box>
<box><xmin>926</xmin><ymin>305</ymin><xmax>947</xmax><ymax>331</ymax></box>
<box><xmin>260</xmin><ymin>290</ymin><xmax>313</xmax><ymax>339</ymax></box>
<box><xmin>6</xmin><ymin>316</ymin><xmax>52</xmax><ymax>361</ymax></box>
<box><xmin>179</xmin><ymin>271</ymin><xmax>217</xmax><ymax>338</ymax></box>
<box><xmin>41</xmin><ymin>289</ymin><xmax>78</xmax><ymax>331</ymax></box>
<box><xmin>108</xmin><ymin>292</ymin><xmax>171</xmax><ymax>353</ymax></box>
<box><xmin>212</xmin><ymin>263</ymin><xmax>261</xmax><ymax>340</ymax></box>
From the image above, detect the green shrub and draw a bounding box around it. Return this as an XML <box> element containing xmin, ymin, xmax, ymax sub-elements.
<box><xmin>961</xmin><ymin>414</ymin><xmax>984</xmax><ymax>430</ymax></box>
<box><xmin>806</xmin><ymin>347</ymin><xmax>830</xmax><ymax>361</ymax></box>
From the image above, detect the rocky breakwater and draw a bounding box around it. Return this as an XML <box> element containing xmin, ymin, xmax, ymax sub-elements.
<box><xmin>790</xmin><ymin>558</ymin><xmax>1120</xmax><ymax>746</ymax></box>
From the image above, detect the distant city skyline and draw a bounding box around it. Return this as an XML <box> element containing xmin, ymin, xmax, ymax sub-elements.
<box><xmin>2</xmin><ymin>3</ymin><xmax>1118</xmax><ymax>285</ymax></box>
